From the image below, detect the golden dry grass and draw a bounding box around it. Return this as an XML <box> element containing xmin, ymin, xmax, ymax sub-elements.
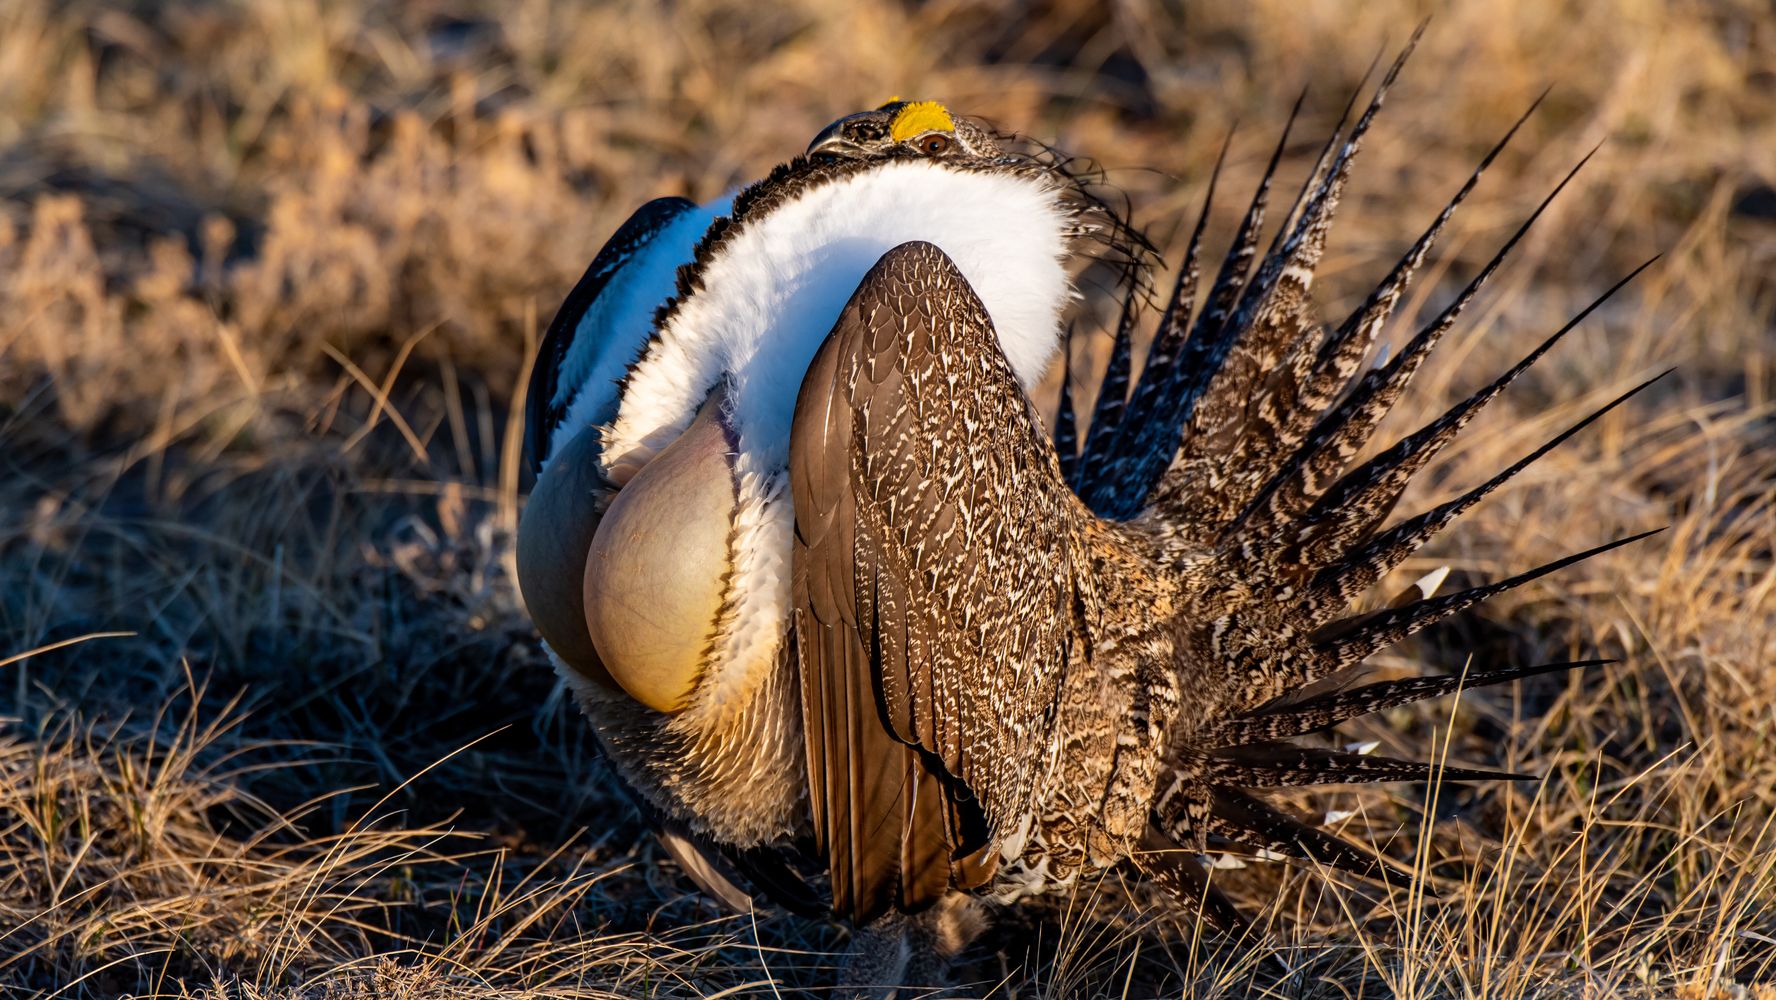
<box><xmin>0</xmin><ymin>0</ymin><xmax>1772</xmax><ymax>996</ymax></box>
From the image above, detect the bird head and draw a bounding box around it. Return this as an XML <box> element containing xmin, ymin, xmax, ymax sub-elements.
<box><xmin>806</xmin><ymin>100</ymin><xmax>1002</xmax><ymax>161</ymax></box>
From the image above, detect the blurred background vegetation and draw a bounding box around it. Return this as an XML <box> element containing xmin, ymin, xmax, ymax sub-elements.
<box><xmin>0</xmin><ymin>0</ymin><xmax>1772</xmax><ymax>996</ymax></box>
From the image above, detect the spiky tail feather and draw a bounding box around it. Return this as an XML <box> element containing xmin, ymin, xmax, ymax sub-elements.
<box><xmin>1061</xmin><ymin>32</ymin><xmax>1663</xmax><ymax>926</ymax></box>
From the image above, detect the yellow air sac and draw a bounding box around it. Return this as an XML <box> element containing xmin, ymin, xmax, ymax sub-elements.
<box><xmin>583</xmin><ymin>392</ymin><xmax>738</xmax><ymax>714</ymax></box>
<box><xmin>517</xmin><ymin>423</ymin><xmax>619</xmax><ymax>691</ymax></box>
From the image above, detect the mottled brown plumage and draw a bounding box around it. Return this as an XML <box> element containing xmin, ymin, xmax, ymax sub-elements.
<box><xmin>792</xmin><ymin>240</ymin><xmax>1182</xmax><ymax>920</ymax></box>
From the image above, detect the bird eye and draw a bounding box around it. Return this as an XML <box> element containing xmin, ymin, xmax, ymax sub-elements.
<box><xmin>919</xmin><ymin>134</ymin><xmax>952</xmax><ymax>155</ymax></box>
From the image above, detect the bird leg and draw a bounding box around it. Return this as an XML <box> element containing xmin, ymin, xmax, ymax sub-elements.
<box><xmin>835</xmin><ymin>893</ymin><xmax>986</xmax><ymax>999</ymax></box>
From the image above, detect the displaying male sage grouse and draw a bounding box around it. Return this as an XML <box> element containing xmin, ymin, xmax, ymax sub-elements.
<box><xmin>518</xmin><ymin>37</ymin><xmax>1661</xmax><ymax>991</ymax></box>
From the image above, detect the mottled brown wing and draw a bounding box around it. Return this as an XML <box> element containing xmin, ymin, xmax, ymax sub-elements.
<box><xmin>790</xmin><ymin>240</ymin><xmax>1083</xmax><ymax>923</ymax></box>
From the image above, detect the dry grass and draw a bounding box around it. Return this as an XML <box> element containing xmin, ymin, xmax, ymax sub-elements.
<box><xmin>0</xmin><ymin>0</ymin><xmax>1772</xmax><ymax>996</ymax></box>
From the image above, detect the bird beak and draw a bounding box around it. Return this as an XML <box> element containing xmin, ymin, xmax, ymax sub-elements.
<box><xmin>806</xmin><ymin>117</ymin><xmax>864</xmax><ymax>158</ymax></box>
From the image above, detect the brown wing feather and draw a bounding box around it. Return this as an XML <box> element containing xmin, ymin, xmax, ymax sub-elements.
<box><xmin>791</xmin><ymin>240</ymin><xmax>1083</xmax><ymax>922</ymax></box>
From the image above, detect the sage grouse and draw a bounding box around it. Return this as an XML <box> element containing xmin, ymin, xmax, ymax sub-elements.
<box><xmin>518</xmin><ymin>39</ymin><xmax>1660</xmax><ymax>977</ymax></box>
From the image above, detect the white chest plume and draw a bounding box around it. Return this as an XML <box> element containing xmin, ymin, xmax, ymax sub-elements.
<box><xmin>601</xmin><ymin>160</ymin><xmax>1075</xmax><ymax>481</ymax></box>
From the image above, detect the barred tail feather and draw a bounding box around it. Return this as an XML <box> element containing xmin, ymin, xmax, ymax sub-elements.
<box><xmin>1054</xmin><ymin>327</ymin><xmax>1081</xmax><ymax>483</ymax></box>
<box><xmin>1306</xmin><ymin>370</ymin><xmax>1670</xmax><ymax>617</ymax></box>
<box><xmin>1313</xmin><ymin>528</ymin><xmax>1664</xmax><ymax>671</ymax></box>
<box><xmin>1095</xmin><ymin>131</ymin><xmax>1230</xmax><ymax>495</ymax></box>
<box><xmin>1205</xmin><ymin>659</ymin><xmax>1612</xmax><ymax>746</ymax></box>
<box><xmin>1074</xmin><ymin>294</ymin><xmax>1141</xmax><ymax>488</ymax></box>
<box><xmin>1135</xmin><ymin>829</ymin><xmax>1254</xmax><ymax>936</ymax></box>
<box><xmin>1056</xmin><ymin>27</ymin><xmax>1667</xmax><ymax>926</ymax></box>
<box><xmin>1076</xmin><ymin>91</ymin><xmax>1306</xmax><ymax>517</ymax></box>
<box><xmin>1197</xmin><ymin>744</ymin><xmax>1530</xmax><ymax>787</ymax></box>
<box><xmin>1285</xmin><ymin>261</ymin><xmax>1659</xmax><ymax>579</ymax></box>
<box><xmin>1205</xmin><ymin>787</ymin><xmax>1423</xmax><ymax>887</ymax></box>
<box><xmin>1213</xmin><ymin>143</ymin><xmax>1604</xmax><ymax>578</ymax></box>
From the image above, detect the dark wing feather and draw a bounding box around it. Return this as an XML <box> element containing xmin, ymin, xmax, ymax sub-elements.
<box><xmin>791</xmin><ymin>241</ymin><xmax>1083</xmax><ymax>923</ymax></box>
<box><xmin>524</xmin><ymin>196</ymin><xmax>696</xmax><ymax>473</ymax></box>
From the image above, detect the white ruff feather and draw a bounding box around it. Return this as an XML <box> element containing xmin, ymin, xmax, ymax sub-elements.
<box><xmin>603</xmin><ymin>160</ymin><xmax>1075</xmax><ymax>474</ymax></box>
<box><xmin>545</xmin><ymin>199</ymin><xmax>731</xmax><ymax>465</ymax></box>
<box><xmin>557</xmin><ymin>159</ymin><xmax>1076</xmax><ymax>715</ymax></box>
